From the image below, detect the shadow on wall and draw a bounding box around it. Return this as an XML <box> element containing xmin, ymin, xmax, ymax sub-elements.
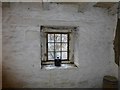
<box><xmin>114</xmin><ymin>18</ymin><xmax>120</xmax><ymax>66</ymax></box>
<box><xmin>2</xmin><ymin>41</ymin><xmax>23</xmax><ymax>88</ymax></box>
<box><xmin>2</xmin><ymin>70</ymin><xmax>25</xmax><ymax>88</ymax></box>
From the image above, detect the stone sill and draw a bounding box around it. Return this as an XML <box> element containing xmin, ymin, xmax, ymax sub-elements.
<box><xmin>41</xmin><ymin>64</ymin><xmax>78</xmax><ymax>70</ymax></box>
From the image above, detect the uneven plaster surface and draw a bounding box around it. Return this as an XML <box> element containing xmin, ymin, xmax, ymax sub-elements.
<box><xmin>2</xmin><ymin>2</ymin><xmax>118</xmax><ymax>88</ymax></box>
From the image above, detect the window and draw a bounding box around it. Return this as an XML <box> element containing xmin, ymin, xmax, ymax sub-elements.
<box><xmin>40</xmin><ymin>26</ymin><xmax>77</xmax><ymax>68</ymax></box>
<box><xmin>47</xmin><ymin>33</ymin><xmax>69</xmax><ymax>61</ymax></box>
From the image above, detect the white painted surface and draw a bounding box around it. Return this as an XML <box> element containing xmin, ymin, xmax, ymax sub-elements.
<box><xmin>2</xmin><ymin>2</ymin><xmax>118</xmax><ymax>88</ymax></box>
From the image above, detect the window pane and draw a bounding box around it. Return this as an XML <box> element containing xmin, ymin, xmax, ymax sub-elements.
<box><xmin>48</xmin><ymin>52</ymin><xmax>54</xmax><ymax>60</ymax></box>
<box><xmin>48</xmin><ymin>34</ymin><xmax>54</xmax><ymax>42</ymax></box>
<box><xmin>55</xmin><ymin>43</ymin><xmax>61</xmax><ymax>51</ymax></box>
<box><xmin>62</xmin><ymin>43</ymin><xmax>67</xmax><ymax>51</ymax></box>
<box><xmin>48</xmin><ymin>43</ymin><xmax>54</xmax><ymax>51</ymax></box>
<box><xmin>62</xmin><ymin>34</ymin><xmax>67</xmax><ymax>42</ymax></box>
<box><xmin>62</xmin><ymin>52</ymin><xmax>67</xmax><ymax>59</ymax></box>
<box><xmin>55</xmin><ymin>52</ymin><xmax>61</xmax><ymax>59</ymax></box>
<box><xmin>55</xmin><ymin>34</ymin><xmax>61</xmax><ymax>42</ymax></box>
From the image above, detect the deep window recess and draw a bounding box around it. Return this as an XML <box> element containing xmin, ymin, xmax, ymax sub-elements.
<box><xmin>41</xmin><ymin>26</ymin><xmax>77</xmax><ymax>69</ymax></box>
<box><xmin>47</xmin><ymin>33</ymin><xmax>69</xmax><ymax>61</ymax></box>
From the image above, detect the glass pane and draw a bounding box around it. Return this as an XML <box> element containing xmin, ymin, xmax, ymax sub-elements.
<box><xmin>62</xmin><ymin>52</ymin><xmax>67</xmax><ymax>59</ymax></box>
<box><xmin>48</xmin><ymin>34</ymin><xmax>54</xmax><ymax>42</ymax></box>
<box><xmin>48</xmin><ymin>52</ymin><xmax>54</xmax><ymax>60</ymax></box>
<box><xmin>62</xmin><ymin>43</ymin><xmax>67</xmax><ymax>51</ymax></box>
<box><xmin>55</xmin><ymin>52</ymin><xmax>61</xmax><ymax>59</ymax></box>
<box><xmin>62</xmin><ymin>34</ymin><xmax>67</xmax><ymax>42</ymax></box>
<box><xmin>48</xmin><ymin>43</ymin><xmax>54</xmax><ymax>51</ymax></box>
<box><xmin>55</xmin><ymin>43</ymin><xmax>61</xmax><ymax>51</ymax></box>
<box><xmin>55</xmin><ymin>34</ymin><xmax>61</xmax><ymax>42</ymax></box>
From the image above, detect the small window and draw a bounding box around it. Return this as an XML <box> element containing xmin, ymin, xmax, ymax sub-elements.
<box><xmin>40</xmin><ymin>26</ymin><xmax>77</xmax><ymax>69</ymax></box>
<box><xmin>47</xmin><ymin>33</ymin><xmax>69</xmax><ymax>61</ymax></box>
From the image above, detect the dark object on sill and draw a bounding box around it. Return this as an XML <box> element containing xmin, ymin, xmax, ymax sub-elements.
<box><xmin>103</xmin><ymin>75</ymin><xmax>118</xmax><ymax>89</ymax></box>
<box><xmin>54</xmin><ymin>57</ymin><xmax>61</xmax><ymax>66</ymax></box>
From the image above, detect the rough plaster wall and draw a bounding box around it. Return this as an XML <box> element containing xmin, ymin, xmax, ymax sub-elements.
<box><xmin>2</xmin><ymin>2</ymin><xmax>118</xmax><ymax>88</ymax></box>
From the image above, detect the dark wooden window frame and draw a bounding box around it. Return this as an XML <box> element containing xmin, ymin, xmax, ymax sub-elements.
<box><xmin>46</xmin><ymin>32</ymin><xmax>70</xmax><ymax>62</ymax></box>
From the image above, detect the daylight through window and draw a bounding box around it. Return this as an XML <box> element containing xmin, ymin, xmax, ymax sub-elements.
<box><xmin>47</xmin><ymin>33</ymin><xmax>69</xmax><ymax>61</ymax></box>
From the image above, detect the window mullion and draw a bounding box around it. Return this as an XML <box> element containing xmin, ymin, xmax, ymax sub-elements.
<box><xmin>61</xmin><ymin>34</ymin><xmax>62</xmax><ymax>60</ymax></box>
<box><xmin>46</xmin><ymin>33</ymin><xmax>48</xmax><ymax>61</ymax></box>
<box><xmin>67</xmin><ymin>34</ymin><xmax>69</xmax><ymax>61</ymax></box>
<box><xmin>54</xmin><ymin>34</ymin><xmax>55</xmax><ymax>59</ymax></box>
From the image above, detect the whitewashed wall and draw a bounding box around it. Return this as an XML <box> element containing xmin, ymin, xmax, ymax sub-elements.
<box><xmin>2</xmin><ymin>2</ymin><xmax>118</xmax><ymax>88</ymax></box>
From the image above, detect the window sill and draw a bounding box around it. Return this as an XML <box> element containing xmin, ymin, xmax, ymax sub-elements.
<box><xmin>41</xmin><ymin>64</ymin><xmax>78</xmax><ymax>70</ymax></box>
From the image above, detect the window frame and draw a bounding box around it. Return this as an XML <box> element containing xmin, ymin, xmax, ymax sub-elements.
<box><xmin>40</xmin><ymin>26</ymin><xmax>77</xmax><ymax>65</ymax></box>
<box><xmin>46</xmin><ymin>32</ymin><xmax>70</xmax><ymax>62</ymax></box>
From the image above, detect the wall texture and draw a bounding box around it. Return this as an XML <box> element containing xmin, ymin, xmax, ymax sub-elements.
<box><xmin>2</xmin><ymin>2</ymin><xmax>118</xmax><ymax>88</ymax></box>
